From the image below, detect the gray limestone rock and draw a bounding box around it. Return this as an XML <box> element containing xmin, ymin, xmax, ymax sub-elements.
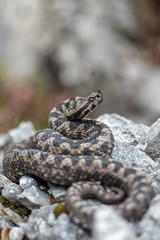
<box><xmin>137</xmin><ymin>195</ymin><xmax>160</xmax><ymax>240</ymax></box>
<box><xmin>0</xmin><ymin>215</ymin><xmax>11</xmax><ymax>231</ymax></box>
<box><xmin>50</xmin><ymin>213</ymin><xmax>78</xmax><ymax>240</ymax></box>
<box><xmin>112</xmin><ymin>142</ymin><xmax>158</xmax><ymax>190</ymax></box>
<box><xmin>19</xmin><ymin>205</ymin><xmax>56</xmax><ymax>240</ymax></box>
<box><xmin>93</xmin><ymin>206</ymin><xmax>136</xmax><ymax>240</ymax></box>
<box><xmin>18</xmin><ymin>199</ymin><xmax>89</xmax><ymax>240</ymax></box>
<box><xmin>9</xmin><ymin>227</ymin><xmax>25</xmax><ymax>240</ymax></box>
<box><xmin>48</xmin><ymin>183</ymin><xmax>67</xmax><ymax>201</ymax></box>
<box><xmin>17</xmin><ymin>185</ymin><xmax>50</xmax><ymax>210</ymax></box>
<box><xmin>2</xmin><ymin>183</ymin><xmax>22</xmax><ymax>202</ymax></box>
<box><xmin>1</xmin><ymin>113</ymin><xmax>160</xmax><ymax>239</ymax></box>
<box><xmin>19</xmin><ymin>176</ymin><xmax>38</xmax><ymax>190</ymax></box>
<box><xmin>0</xmin><ymin>173</ymin><xmax>12</xmax><ymax>191</ymax></box>
<box><xmin>98</xmin><ymin>113</ymin><xmax>149</xmax><ymax>149</ymax></box>
<box><xmin>145</xmin><ymin>119</ymin><xmax>160</xmax><ymax>161</ymax></box>
<box><xmin>8</xmin><ymin>121</ymin><xmax>35</xmax><ymax>144</ymax></box>
<box><xmin>98</xmin><ymin>113</ymin><xmax>159</xmax><ymax>191</ymax></box>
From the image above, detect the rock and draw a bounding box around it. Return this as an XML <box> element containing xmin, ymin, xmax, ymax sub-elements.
<box><xmin>19</xmin><ymin>204</ymin><xmax>88</xmax><ymax>240</ymax></box>
<box><xmin>19</xmin><ymin>205</ymin><xmax>56</xmax><ymax>240</ymax></box>
<box><xmin>1</xmin><ymin>174</ymin><xmax>51</xmax><ymax>211</ymax></box>
<box><xmin>19</xmin><ymin>176</ymin><xmax>38</xmax><ymax>190</ymax></box>
<box><xmin>8</xmin><ymin>121</ymin><xmax>35</xmax><ymax>144</ymax></box>
<box><xmin>50</xmin><ymin>213</ymin><xmax>78</xmax><ymax>240</ymax></box>
<box><xmin>17</xmin><ymin>185</ymin><xmax>50</xmax><ymax>210</ymax></box>
<box><xmin>145</xmin><ymin>119</ymin><xmax>160</xmax><ymax>161</ymax></box>
<box><xmin>9</xmin><ymin>227</ymin><xmax>25</xmax><ymax>240</ymax></box>
<box><xmin>1</xmin><ymin>112</ymin><xmax>160</xmax><ymax>239</ymax></box>
<box><xmin>0</xmin><ymin>174</ymin><xmax>12</xmax><ymax>191</ymax></box>
<box><xmin>98</xmin><ymin>113</ymin><xmax>159</xmax><ymax>191</ymax></box>
<box><xmin>2</xmin><ymin>183</ymin><xmax>22</xmax><ymax>202</ymax></box>
<box><xmin>0</xmin><ymin>216</ymin><xmax>11</xmax><ymax>231</ymax></box>
<box><xmin>0</xmin><ymin>203</ymin><xmax>25</xmax><ymax>225</ymax></box>
<box><xmin>48</xmin><ymin>183</ymin><xmax>67</xmax><ymax>201</ymax></box>
<box><xmin>137</xmin><ymin>195</ymin><xmax>160</xmax><ymax>240</ymax></box>
<box><xmin>93</xmin><ymin>206</ymin><xmax>136</xmax><ymax>240</ymax></box>
<box><xmin>113</xmin><ymin>142</ymin><xmax>158</xmax><ymax>185</ymax></box>
<box><xmin>98</xmin><ymin>113</ymin><xmax>149</xmax><ymax>149</ymax></box>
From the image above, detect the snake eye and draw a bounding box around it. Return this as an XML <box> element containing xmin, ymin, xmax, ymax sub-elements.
<box><xmin>89</xmin><ymin>97</ymin><xmax>94</xmax><ymax>102</ymax></box>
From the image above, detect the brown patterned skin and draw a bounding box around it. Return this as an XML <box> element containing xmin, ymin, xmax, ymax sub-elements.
<box><xmin>3</xmin><ymin>91</ymin><xmax>155</xmax><ymax>230</ymax></box>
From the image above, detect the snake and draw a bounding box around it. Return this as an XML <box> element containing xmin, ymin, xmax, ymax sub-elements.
<box><xmin>3</xmin><ymin>90</ymin><xmax>155</xmax><ymax>230</ymax></box>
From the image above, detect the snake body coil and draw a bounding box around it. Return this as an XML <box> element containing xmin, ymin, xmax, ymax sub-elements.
<box><xmin>3</xmin><ymin>91</ymin><xmax>155</xmax><ymax>230</ymax></box>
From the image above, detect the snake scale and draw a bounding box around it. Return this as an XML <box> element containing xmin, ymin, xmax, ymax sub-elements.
<box><xmin>3</xmin><ymin>91</ymin><xmax>155</xmax><ymax>230</ymax></box>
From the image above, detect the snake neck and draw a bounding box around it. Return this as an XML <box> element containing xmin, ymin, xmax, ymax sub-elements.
<box><xmin>49</xmin><ymin>91</ymin><xmax>103</xmax><ymax>123</ymax></box>
<box><xmin>66</xmin><ymin>91</ymin><xmax>103</xmax><ymax>120</ymax></box>
<box><xmin>48</xmin><ymin>91</ymin><xmax>103</xmax><ymax>139</ymax></box>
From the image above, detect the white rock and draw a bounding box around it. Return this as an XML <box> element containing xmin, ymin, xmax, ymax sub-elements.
<box><xmin>2</xmin><ymin>183</ymin><xmax>22</xmax><ymax>202</ymax></box>
<box><xmin>48</xmin><ymin>182</ymin><xmax>67</xmax><ymax>201</ymax></box>
<box><xmin>17</xmin><ymin>185</ymin><xmax>50</xmax><ymax>209</ymax></box>
<box><xmin>19</xmin><ymin>176</ymin><xmax>38</xmax><ymax>190</ymax></box>
<box><xmin>98</xmin><ymin>113</ymin><xmax>149</xmax><ymax>148</ymax></box>
<box><xmin>9</xmin><ymin>227</ymin><xmax>24</xmax><ymax>240</ymax></box>
<box><xmin>8</xmin><ymin>121</ymin><xmax>35</xmax><ymax>144</ymax></box>
<box><xmin>0</xmin><ymin>173</ymin><xmax>12</xmax><ymax>190</ymax></box>
<box><xmin>137</xmin><ymin>195</ymin><xmax>160</xmax><ymax>240</ymax></box>
<box><xmin>93</xmin><ymin>206</ymin><xmax>136</xmax><ymax>240</ymax></box>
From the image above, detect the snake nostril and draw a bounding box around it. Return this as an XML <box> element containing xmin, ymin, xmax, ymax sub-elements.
<box><xmin>89</xmin><ymin>97</ymin><xmax>94</xmax><ymax>102</ymax></box>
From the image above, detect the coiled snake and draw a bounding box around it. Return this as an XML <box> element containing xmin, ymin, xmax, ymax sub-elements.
<box><xmin>3</xmin><ymin>91</ymin><xmax>155</xmax><ymax>230</ymax></box>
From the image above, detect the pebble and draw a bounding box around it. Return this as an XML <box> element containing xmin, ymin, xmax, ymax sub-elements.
<box><xmin>17</xmin><ymin>185</ymin><xmax>50</xmax><ymax>210</ymax></box>
<box><xmin>19</xmin><ymin>176</ymin><xmax>38</xmax><ymax>190</ymax></box>
<box><xmin>48</xmin><ymin>183</ymin><xmax>67</xmax><ymax>201</ymax></box>
<box><xmin>9</xmin><ymin>227</ymin><xmax>25</xmax><ymax>240</ymax></box>
<box><xmin>2</xmin><ymin>183</ymin><xmax>22</xmax><ymax>202</ymax></box>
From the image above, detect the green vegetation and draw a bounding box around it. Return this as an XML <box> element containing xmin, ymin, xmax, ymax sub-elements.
<box><xmin>53</xmin><ymin>202</ymin><xmax>68</xmax><ymax>218</ymax></box>
<box><xmin>0</xmin><ymin>194</ymin><xmax>30</xmax><ymax>218</ymax></box>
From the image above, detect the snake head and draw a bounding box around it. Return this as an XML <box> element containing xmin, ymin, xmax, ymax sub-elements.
<box><xmin>66</xmin><ymin>91</ymin><xmax>103</xmax><ymax>120</ymax></box>
<box><xmin>88</xmin><ymin>90</ymin><xmax>103</xmax><ymax>104</ymax></box>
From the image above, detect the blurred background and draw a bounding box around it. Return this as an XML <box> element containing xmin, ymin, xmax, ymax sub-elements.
<box><xmin>0</xmin><ymin>0</ymin><xmax>160</xmax><ymax>132</ymax></box>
